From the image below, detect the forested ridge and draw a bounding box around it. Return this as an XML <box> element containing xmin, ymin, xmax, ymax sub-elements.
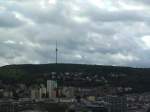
<box><xmin>0</xmin><ymin>63</ymin><xmax>150</xmax><ymax>92</ymax></box>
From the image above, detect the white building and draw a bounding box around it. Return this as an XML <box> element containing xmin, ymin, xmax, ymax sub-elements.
<box><xmin>39</xmin><ymin>84</ymin><xmax>47</xmax><ymax>98</ymax></box>
<box><xmin>47</xmin><ymin>80</ymin><xmax>57</xmax><ymax>99</ymax></box>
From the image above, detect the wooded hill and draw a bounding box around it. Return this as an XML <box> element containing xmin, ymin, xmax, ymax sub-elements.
<box><xmin>0</xmin><ymin>63</ymin><xmax>150</xmax><ymax>93</ymax></box>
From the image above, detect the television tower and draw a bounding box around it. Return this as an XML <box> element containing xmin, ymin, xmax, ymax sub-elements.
<box><xmin>56</xmin><ymin>41</ymin><xmax>58</xmax><ymax>64</ymax></box>
<box><xmin>55</xmin><ymin>41</ymin><xmax>59</xmax><ymax>100</ymax></box>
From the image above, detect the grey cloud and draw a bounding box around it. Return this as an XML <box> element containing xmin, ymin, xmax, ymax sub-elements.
<box><xmin>0</xmin><ymin>0</ymin><xmax>150</xmax><ymax>67</ymax></box>
<box><xmin>0</xmin><ymin>10</ymin><xmax>23</xmax><ymax>28</ymax></box>
<box><xmin>132</xmin><ymin>0</ymin><xmax>150</xmax><ymax>5</ymax></box>
<box><xmin>84</xmin><ymin>8</ymin><xmax>150</xmax><ymax>22</ymax></box>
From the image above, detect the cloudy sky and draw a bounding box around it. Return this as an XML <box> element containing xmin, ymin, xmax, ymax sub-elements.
<box><xmin>1</xmin><ymin>0</ymin><xmax>150</xmax><ymax>67</ymax></box>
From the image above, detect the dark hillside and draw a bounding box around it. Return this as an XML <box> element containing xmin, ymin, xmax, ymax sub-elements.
<box><xmin>0</xmin><ymin>63</ymin><xmax>150</xmax><ymax>92</ymax></box>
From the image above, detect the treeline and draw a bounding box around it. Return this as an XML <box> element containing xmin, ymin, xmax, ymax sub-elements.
<box><xmin>0</xmin><ymin>63</ymin><xmax>150</xmax><ymax>92</ymax></box>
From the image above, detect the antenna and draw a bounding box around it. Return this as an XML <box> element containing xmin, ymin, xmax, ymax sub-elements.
<box><xmin>56</xmin><ymin>41</ymin><xmax>58</xmax><ymax>64</ymax></box>
<box><xmin>55</xmin><ymin>41</ymin><xmax>59</xmax><ymax>101</ymax></box>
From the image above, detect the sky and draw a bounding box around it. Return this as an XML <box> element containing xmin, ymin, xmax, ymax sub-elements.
<box><xmin>0</xmin><ymin>0</ymin><xmax>150</xmax><ymax>67</ymax></box>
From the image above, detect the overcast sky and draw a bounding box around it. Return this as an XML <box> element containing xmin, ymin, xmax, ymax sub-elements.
<box><xmin>1</xmin><ymin>0</ymin><xmax>150</xmax><ymax>67</ymax></box>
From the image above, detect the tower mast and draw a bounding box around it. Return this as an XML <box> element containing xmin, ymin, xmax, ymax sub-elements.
<box><xmin>56</xmin><ymin>41</ymin><xmax>58</xmax><ymax>64</ymax></box>
<box><xmin>55</xmin><ymin>41</ymin><xmax>59</xmax><ymax>100</ymax></box>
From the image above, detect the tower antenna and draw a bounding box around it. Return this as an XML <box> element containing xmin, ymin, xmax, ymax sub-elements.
<box><xmin>56</xmin><ymin>41</ymin><xmax>58</xmax><ymax>64</ymax></box>
<box><xmin>55</xmin><ymin>41</ymin><xmax>59</xmax><ymax>100</ymax></box>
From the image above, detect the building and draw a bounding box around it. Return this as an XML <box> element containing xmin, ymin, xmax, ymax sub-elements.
<box><xmin>31</xmin><ymin>87</ymin><xmax>40</xmax><ymax>99</ymax></box>
<box><xmin>39</xmin><ymin>84</ymin><xmax>47</xmax><ymax>98</ymax></box>
<box><xmin>30</xmin><ymin>84</ymin><xmax>47</xmax><ymax>99</ymax></box>
<box><xmin>0</xmin><ymin>102</ymin><xmax>18</xmax><ymax>112</ymax></box>
<box><xmin>47</xmin><ymin>80</ymin><xmax>57</xmax><ymax>99</ymax></box>
<box><xmin>3</xmin><ymin>90</ymin><xmax>13</xmax><ymax>98</ymax></box>
<box><xmin>104</xmin><ymin>95</ymin><xmax>127</xmax><ymax>112</ymax></box>
<box><xmin>68</xmin><ymin>102</ymin><xmax>109</xmax><ymax>112</ymax></box>
<box><xmin>62</xmin><ymin>87</ymin><xmax>75</xmax><ymax>98</ymax></box>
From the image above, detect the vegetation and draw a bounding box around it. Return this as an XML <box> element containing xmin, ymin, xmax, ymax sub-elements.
<box><xmin>0</xmin><ymin>63</ymin><xmax>150</xmax><ymax>93</ymax></box>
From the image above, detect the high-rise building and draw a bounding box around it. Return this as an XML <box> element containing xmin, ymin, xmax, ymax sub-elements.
<box><xmin>47</xmin><ymin>80</ymin><xmax>57</xmax><ymax>99</ymax></box>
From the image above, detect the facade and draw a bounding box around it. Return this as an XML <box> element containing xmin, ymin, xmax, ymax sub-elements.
<box><xmin>62</xmin><ymin>87</ymin><xmax>75</xmax><ymax>98</ymax></box>
<box><xmin>39</xmin><ymin>84</ymin><xmax>47</xmax><ymax>98</ymax></box>
<box><xmin>47</xmin><ymin>80</ymin><xmax>57</xmax><ymax>99</ymax></box>
<box><xmin>30</xmin><ymin>84</ymin><xmax>47</xmax><ymax>99</ymax></box>
<box><xmin>31</xmin><ymin>88</ymin><xmax>40</xmax><ymax>99</ymax></box>
<box><xmin>104</xmin><ymin>95</ymin><xmax>127</xmax><ymax>112</ymax></box>
<box><xmin>3</xmin><ymin>90</ymin><xmax>13</xmax><ymax>98</ymax></box>
<box><xmin>68</xmin><ymin>103</ymin><xmax>109</xmax><ymax>112</ymax></box>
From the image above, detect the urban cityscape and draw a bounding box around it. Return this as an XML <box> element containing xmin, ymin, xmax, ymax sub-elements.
<box><xmin>1</xmin><ymin>0</ymin><xmax>150</xmax><ymax>112</ymax></box>
<box><xmin>1</xmin><ymin>63</ymin><xmax>150</xmax><ymax>112</ymax></box>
